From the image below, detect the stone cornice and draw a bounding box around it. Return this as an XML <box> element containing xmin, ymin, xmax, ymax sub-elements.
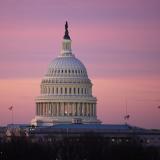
<box><xmin>35</xmin><ymin>95</ymin><xmax>97</xmax><ymax>102</ymax></box>
<box><xmin>41</xmin><ymin>77</ymin><xmax>91</xmax><ymax>84</ymax></box>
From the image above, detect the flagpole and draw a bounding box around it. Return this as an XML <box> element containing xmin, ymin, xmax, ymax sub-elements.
<box><xmin>8</xmin><ymin>106</ymin><xmax>14</xmax><ymax>125</ymax></box>
<box><xmin>125</xmin><ymin>97</ymin><xmax>128</xmax><ymax>124</ymax></box>
<box><xmin>124</xmin><ymin>97</ymin><xmax>130</xmax><ymax>124</ymax></box>
<box><xmin>11</xmin><ymin>108</ymin><xmax>14</xmax><ymax>125</ymax></box>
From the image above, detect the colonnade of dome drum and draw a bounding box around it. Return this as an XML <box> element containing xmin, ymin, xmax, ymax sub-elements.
<box><xmin>36</xmin><ymin>102</ymin><xmax>96</xmax><ymax>117</ymax></box>
<box><xmin>46</xmin><ymin>67</ymin><xmax>88</xmax><ymax>77</ymax></box>
<box><xmin>40</xmin><ymin>83</ymin><xmax>92</xmax><ymax>95</ymax></box>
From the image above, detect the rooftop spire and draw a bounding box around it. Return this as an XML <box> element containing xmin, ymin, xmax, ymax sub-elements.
<box><xmin>63</xmin><ymin>21</ymin><xmax>71</xmax><ymax>40</ymax></box>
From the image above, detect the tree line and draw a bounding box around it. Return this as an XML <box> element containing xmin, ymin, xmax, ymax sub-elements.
<box><xmin>0</xmin><ymin>134</ymin><xmax>160</xmax><ymax>160</ymax></box>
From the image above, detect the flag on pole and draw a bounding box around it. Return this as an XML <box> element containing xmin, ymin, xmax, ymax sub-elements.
<box><xmin>8</xmin><ymin>106</ymin><xmax>13</xmax><ymax>111</ymax></box>
<box><xmin>124</xmin><ymin>114</ymin><xmax>130</xmax><ymax>120</ymax></box>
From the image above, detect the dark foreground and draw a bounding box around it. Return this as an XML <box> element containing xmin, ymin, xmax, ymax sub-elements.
<box><xmin>0</xmin><ymin>136</ymin><xmax>160</xmax><ymax>160</ymax></box>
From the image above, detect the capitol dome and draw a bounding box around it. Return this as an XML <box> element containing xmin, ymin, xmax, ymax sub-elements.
<box><xmin>31</xmin><ymin>22</ymin><xmax>101</xmax><ymax>126</ymax></box>
<box><xmin>46</xmin><ymin>56</ymin><xmax>88</xmax><ymax>78</ymax></box>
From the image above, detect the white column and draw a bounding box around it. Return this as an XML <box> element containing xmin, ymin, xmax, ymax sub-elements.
<box><xmin>66</xmin><ymin>103</ymin><xmax>69</xmax><ymax>116</ymax></box>
<box><xmin>48</xmin><ymin>103</ymin><xmax>51</xmax><ymax>116</ymax></box>
<box><xmin>87</xmin><ymin>103</ymin><xmax>89</xmax><ymax>116</ymax></box>
<box><xmin>92</xmin><ymin>103</ymin><xmax>93</xmax><ymax>116</ymax></box>
<box><xmin>41</xmin><ymin>103</ymin><xmax>43</xmax><ymax>116</ymax></box>
<box><xmin>52</xmin><ymin>103</ymin><xmax>54</xmax><ymax>116</ymax></box>
<box><xmin>59</xmin><ymin>103</ymin><xmax>61</xmax><ymax>116</ymax></box>
<box><xmin>46</xmin><ymin>103</ymin><xmax>48</xmax><ymax>116</ymax></box>
<box><xmin>42</xmin><ymin>103</ymin><xmax>45</xmax><ymax>116</ymax></box>
<box><xmin>89</xmin><ymin>103</ymin><xmax>91</xmax><ymax>117</ymax></box>
<box><xmin>57</xmin><ymin>103</ymin><xmax>59</xmax><ymax>116</ymax></box>
<box><xmin>73</xmin><ymin>103</ymin><xmax>76</xmax><ymax>116</ymax></box>
<box><xmin>80</xmin><ymin>103</ymin><xmax>82</xmax><ymax>116</ymax></box>
<box><xmin>90</xmin><ymin>104</ymin><xmax>93</xmax><ymax>116</ymax></box>
<box><xmin>91</xmin><ymin>104</ymin><xmax>93</xmax><ymax>116</ymax></box>
<box><xmin>82</xmin><ymin>103</ymin><xmax>85</xmax><ymax>116</ymax></box>
<box><xmin>69</xmin><ymin>103</ymin><xmax>71</xmax><ymax>116</ymax></box>
<box><xmin>53</xmin><ymin>103</ymin><xmax>56</xmax><ymax>116</ymax></box>
<box><xmin>39</xmin><ymin>103</ymin><xmax>41</xmax><ymax>116</ymax></box>
<box><xmin>85</xmin><ymin>103</ymin><xmax>87</xmax><ymax>116</ymax></box>
<box><xmin>38</xmin><ymin>103</ymin><xmax>40</xmax><ymax>116</ymax></box>
<box><xmin>75</xmin><ymin>103</ymin><xmax>77</xmax><ymax>116</ymax></box>
<box><xmin>76</xmin><ymin>103</ymin><xmax>78</xmax><ymax>116</ymax></box>
<box><xmin>48</xmin><ymin>103</ymin><xmax>50</xmax><ymax>116</ymax></box>
<box><xmin>55</xmin><ymin>103</ymin><xmax>58</xmax><ymax>116</ymax></box>
<box><xmin>44</xmin><ymin>103</ymin><xmax>46</xmax><ymax>116</ymax></box>
<box><xmin>79</xmin><ymin>103</ymin><xmax>81</xmax><ymax>116</ymax></box>
<box><xmin>43</xmin><ymin>103</ymin><xmax>45</xmax><ymax>116</ymax></box>
<box><xmin>62</xmin><ymin>102</ymin><xmax>65</xmax><ymax>116</ymax></box>
<box><xmin>63</xmin><ymin>103</ymin><xmax>66</xmax><ymax>115</ymax></box>
<box><xmin>71</xmin><ymin>103</ymin><xmax>74</xmax><ymax>116</ymax></box>
<box><xmin>86</xmin><ymin>103</ymin><xmax>88</xmax><ymax>116</ymax></box>
<box><xmin>56</xmin><ymin>103</ymin><xmax>59</xmax><ymax>116</ymax></box>
<box><xmin>47</xmin><ymin>103</ymin><xmax>49</xmax><ymax>116</ymax></box>
<box><xmin>93</xmin><ymin>103</ymin><xmax>96</xmax><ymax>116</ymax></box>
<box><xmin>35</xmin><ymin>103</ymin><xmax>37</xmax><ymax>115</ymax></box>
<box><xmin>63</xmin><ymin>102</ymin><xmax>65</xmax><ymax>115</ymax></box>
<box><xmin>41</xmin><ymin>102</ymin><xmax>44</xmax><ymax>116</ymax></box>
<box><xmin>51</xmin><ymin>103</ymin><xmax>53</xmax><ymax>116</ymax></box>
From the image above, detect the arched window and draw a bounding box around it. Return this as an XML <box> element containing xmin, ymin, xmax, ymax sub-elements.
<box><xmin>85</xmin><ymin>88</ymin><xmax>86</xmax><ymax>94</ymax></box>
<box><xmin>81</xmin><ymin>88</ymin><xmax>83</xmax><ymax>94</ymax></box>
<box><xmin>61</xmin><ymin>88</ymin><xmax>63</xmax><ymax>94</ymax></box>
<box><xmin>52</xmin><ymin>87</ymin><xmax>54</xmax><ymax>94</ymax></box>
<box><xmin>45</xmin><ymin>87</ymin><xmax>47</xmax><ymax>93</ymax></box>
<box><xmin>69</xmin><ymin>88</ymin><xmax>71</xmax><ymax>94</ymax></box>
<box><xmin>65</xmin><ymin>88</ymin><xmax>67</xmax><ymax>94</ymax></box>
<box><xmin>74</xmin><ymin>88</ymin><xmax>76</xmax><ymax>94</ymax></box>
<box><xmin>56</xmin><ymin>88</ymin><xmax>58</xmax><ymax>94</ymax></box>
<box><xmin>48</xmin><ymin>87</ymin><xmax>50</xmax><ymax>94</ymax></box>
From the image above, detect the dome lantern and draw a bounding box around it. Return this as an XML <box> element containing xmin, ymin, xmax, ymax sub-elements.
<box><xmin>61</xmin><ymin>21</ymin><xmax>72</xmax><ymax>57</ymax></box>
<box><xmin>63</xmin><ymin>21</ymin><xmax>70</xmax><ymax>40</ymax></box>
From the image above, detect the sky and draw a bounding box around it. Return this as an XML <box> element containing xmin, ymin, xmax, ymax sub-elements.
<box><xmin>0</xmin><ymin>0</ymin><xmax>160</xmax><ymax>129</ymax></box>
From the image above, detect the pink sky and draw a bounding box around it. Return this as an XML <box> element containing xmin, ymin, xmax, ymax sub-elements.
<box><xmin>0</xmin><ymin>0</ymin><xmax>160</xmax><ymax>128</ymax></box>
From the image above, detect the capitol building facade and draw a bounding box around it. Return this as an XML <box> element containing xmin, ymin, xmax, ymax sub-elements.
<box><xmin>31</xmin><ymin>22</ymin><xmax>101</xmax><ymax>126</ymax></box>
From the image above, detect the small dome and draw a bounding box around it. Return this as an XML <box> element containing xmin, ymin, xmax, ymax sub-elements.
<box><xmin>46</xmin><ymin>55</ymin><xmax>88</xmax><ymax>77</ymax></box>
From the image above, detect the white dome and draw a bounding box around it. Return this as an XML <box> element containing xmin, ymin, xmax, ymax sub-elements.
<box><xmin>46</xmin><ymin>55</ymin><xmax>88</xmax><ymax>78</ymax></box>
<box><xmin>31</xmin><ymin>22</ymin><xmax>101</xmax><ymax>126</ymax></box>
